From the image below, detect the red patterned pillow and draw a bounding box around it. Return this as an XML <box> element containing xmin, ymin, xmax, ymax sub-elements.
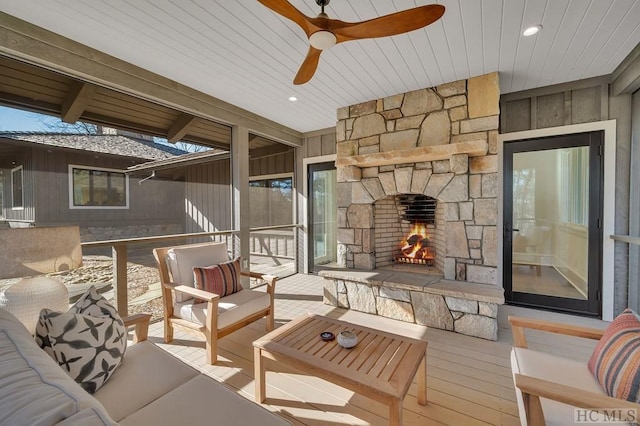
<box><xmin>588</xmin><ymin>308</ymin><xmax>640</xmax><ymax>402</ymax></box>
<box><xmin>193</xmin><ymin>257</ymin><xmax>243</xmax><ymax>298</ymax></box>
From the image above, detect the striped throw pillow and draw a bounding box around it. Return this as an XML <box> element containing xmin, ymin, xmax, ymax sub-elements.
<box><xmin>588</xmin><ymin>308</ymin><xmax>640</xmax><ymax>402</ymax></box>
<box><xmin>193</xmin><ymin>257</ymin><xmax>243</xmax><ymax>298</ymax></box>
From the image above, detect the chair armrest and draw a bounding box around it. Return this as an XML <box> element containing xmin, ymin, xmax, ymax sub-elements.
<box><xmin>240</xmin><ymin>272</ymin><xmax>277</xmax><ymax>297</ymax></box>
<box><xmin>163</xmin><ymin>282</ymin><xmax>221</xmax><ymax>303</ymax></box>
<box><xmin>122</xmin><ymin>313</ymin><xmax>151</xmax><ymax>344</ymax></box>
<box><xmin>514</xmin><ymin>373</ymin><xmax>640</xmax><ymax>425</ymax></box>
<box><xmin>509</xmin><ymin>315</ymin><xmax>605</xmax><ymax>348</ymax></box>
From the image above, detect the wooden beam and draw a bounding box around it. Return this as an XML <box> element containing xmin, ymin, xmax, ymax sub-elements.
<box><xmin>250</xmin><ymin>143</ymin><xmax>293</xmax><ymax>159</ymax></box>
<box><xmin>61</xmin><ymin>81</ymin><xmax>96</xmax><ymax>123</ymax></box>
<box><xmin>167</xmin><ymin>113</ymin><xmax>198</xmax><ymax>143</ymax></box>
<box><xmin>336</xmin><ymin>140</ymin><xmax>488</xmax><ymax>168</ymax></box>
<box><xmin>0</xmin><ymin>12</ymin><xmax>303</xmax><ymax>147</ymax></box>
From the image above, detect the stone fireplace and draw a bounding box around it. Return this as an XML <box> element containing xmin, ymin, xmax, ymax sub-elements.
<box><xmin>335</xmin><ymin>72</ymin><xmax>500</xmax><ymax>285</ymax></box>
<box><xmin>320</xmin><ymin>73</ymin><xmax>504</xmax><ymax>341</ymax></box>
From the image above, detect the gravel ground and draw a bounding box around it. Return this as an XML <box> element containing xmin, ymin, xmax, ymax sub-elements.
<box><xmin>1</xmin><ymin>250</ymin><xmax>165</xmax><ymax>322</ymax></box>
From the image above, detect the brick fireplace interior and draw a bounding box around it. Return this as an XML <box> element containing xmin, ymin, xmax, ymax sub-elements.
<box><xmin>374</xmin><ymin>195</ymin><xmax>445</xmax><ymax>273</ymax></box>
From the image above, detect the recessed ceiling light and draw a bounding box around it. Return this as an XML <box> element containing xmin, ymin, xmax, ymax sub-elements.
<box><xmin>288</xmin><ymin>96</ymin><xmax>298</xmax><ymax>102</ymax></box>
<box><xmin>523</xmin><ymin>25</ymin><xmax>542</xmax><ymax>36</ymax></box>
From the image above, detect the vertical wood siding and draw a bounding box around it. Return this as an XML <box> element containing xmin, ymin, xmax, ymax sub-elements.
<box><xmin>500</xmin><ymin>77</ymin><xmax>609</xmax><ymax>133</ymax></box>
<box><xmin>185</xmin><ymin>158</ymin><xmax>231</xmax><ymax>234</ymax></box>
<box><xmin>24</xmin><ymin>148</ymin><xmax>184</xmax><ymax>229</ymax></box>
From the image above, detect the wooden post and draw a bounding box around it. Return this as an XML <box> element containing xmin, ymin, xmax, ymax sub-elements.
<box><xmin>112</xmin><ymin>243</ymin><xmax>128</xmax><ymax>317</ymax></box>
<box><xmin>232</xmin><ymin>125</ymin><xmax>250</xmax><ymax>287</ymax></box>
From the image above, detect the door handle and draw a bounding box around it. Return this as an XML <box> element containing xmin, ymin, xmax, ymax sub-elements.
<box><xmin>504</xmin><ymin>226</ymin><xmax>519</xmax><ymax>242</ymax></box>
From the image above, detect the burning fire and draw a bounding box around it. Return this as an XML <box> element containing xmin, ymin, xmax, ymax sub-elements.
<box><xmin>399</xmin><ymin>223</ymin><xmax>434</xmax><ymax>260</ymax></box>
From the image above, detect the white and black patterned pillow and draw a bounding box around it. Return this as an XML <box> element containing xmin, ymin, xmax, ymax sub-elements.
<box><xmin>35</xmin><ymin>286</ymin><xmax>127</xmax><ymax>394</ymax></box>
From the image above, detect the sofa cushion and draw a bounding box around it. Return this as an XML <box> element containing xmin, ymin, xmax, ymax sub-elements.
<box><xmin>511</xmin><ymin>347</ymin><xmax>608</xmax><ymax>426</ymax></box>
<box><xmin>588</xmin><ymin>308</ymin><xmax>640</xmax><ymax>402</ymax></box>
<box><xmin>193</xmin><ymin>257</ymin><xmax>243</xmax><ymax>298</ymax></box>
<box><xmin>55</xmin><ymin>408</ymin><xmax>116</xmax><ymax>425</ymax></box>
<box><xmin>0</xmin><ymin>308</ymin><xmax>115</xmax><ymax>425</ymax></box>
<box><xmin>35</xmin><ymin>286</ymin><xmax>127</xmax><ymax>394</ymax></box>
<box><xmin>119</xmin><ymin>375</ymin><xmax>292</xmax><ymax>426</ymax></box>
<box><xmin>174</xmin><ymin>289</ymin><xmax>270</xmax><ymax>329</ymax></box>
<box><xmin>94</xmin><ymin>340</ymin><xmax>199</xmax><ymax>421</ymax></box>
<box><xmin>166</xmin><ymin>242</ymin><xmax>229</xmax><ymax>302</ymax></box>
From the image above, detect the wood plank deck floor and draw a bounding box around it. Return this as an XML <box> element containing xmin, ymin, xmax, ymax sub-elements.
<box><xmin>143</xmin><ymin>273</ymin><xmax>607</xmax><ymax>425</ymax></box>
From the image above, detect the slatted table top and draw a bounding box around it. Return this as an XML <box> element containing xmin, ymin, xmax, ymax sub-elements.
<box><xmin>253</xmin><ymin>313</ymin><xmax>428</xmax><ymax>400</ymax></box>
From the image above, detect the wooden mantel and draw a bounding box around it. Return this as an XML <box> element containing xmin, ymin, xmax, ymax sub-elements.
<box><xmin>336</xmin><ymin>140</ymin><xmax>488</xmax><ymax>168</ymax></box>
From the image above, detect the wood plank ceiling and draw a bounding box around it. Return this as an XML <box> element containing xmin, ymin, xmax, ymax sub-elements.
<box><xmin>1</xmin><ymin>1</ymin><xmax>639</xmax><ymax>133</ymax></box>
<box><xmin>0</xmin><ymin>56</ymin><xmax>232</xmax><ymax>149</ymax></box>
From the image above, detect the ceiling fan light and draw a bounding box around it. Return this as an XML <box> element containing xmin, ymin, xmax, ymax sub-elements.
<box><xmin>309</xmin><ymin>30</ymin><xmax>337</xmax><ymax>50</ymax></box>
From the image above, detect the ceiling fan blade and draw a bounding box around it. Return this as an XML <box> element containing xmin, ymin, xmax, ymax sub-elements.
<box><xmin>293</xmin><ymin>47</ymin><xmax>322</xmax><ymax>85</ymax></box>
<box><xmin>257</xmin><ymin>0</ymin><xmax>313</xmax><ymax>36</ymax></box>
<box><xmin>331</xmin><ymin>5</ymin><xmax>445</xmax><ymax>42</ymax></box>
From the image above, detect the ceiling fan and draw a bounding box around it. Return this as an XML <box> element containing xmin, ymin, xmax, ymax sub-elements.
<box><xmin>258</xmin><ymin>0</ymin><xmax>445</xmax><ymax>85</ymax></box>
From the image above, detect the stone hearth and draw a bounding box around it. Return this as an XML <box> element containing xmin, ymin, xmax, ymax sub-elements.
<box><xmin>335</xmin><ymin>72</ymin><xmax>500</xmax><ymax>286</ymax></box>
<box><xmin>320</xmin><ymin>269</ymin><xmax>504</xmax><ymax>340</ymax></box>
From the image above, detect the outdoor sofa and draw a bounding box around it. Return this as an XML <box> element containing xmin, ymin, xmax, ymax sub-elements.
<box><xmin>0</xmin><ymin>307</ymin><xmax>291</xmax><ymax>425</ymax></box>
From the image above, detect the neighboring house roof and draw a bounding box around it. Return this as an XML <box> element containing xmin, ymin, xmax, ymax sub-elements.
<box><xmin>0</xmin><ymin>132</ymin><xmax>188</xmax><ymax>160</ymax></box>
<box><xmin>127</xmin><ymin>148</ymin><xmax>229</xmax><ymax>173</ymax></box>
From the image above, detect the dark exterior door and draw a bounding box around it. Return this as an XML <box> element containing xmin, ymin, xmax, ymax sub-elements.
<box><xmin>308</xmin><ymin>162</ymin><xmax>337</xmax><ymax>272</ymax></box>
<box><xmin>503</xmin><ymin>131</ymin><xmax>603</xmax><ymax>316</ymax></box>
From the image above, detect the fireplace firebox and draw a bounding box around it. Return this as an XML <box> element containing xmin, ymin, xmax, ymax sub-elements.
<box><xmin>374</xmin><ymin>195</ymin><xmax>445</xmax><ymax>272</ymax></box>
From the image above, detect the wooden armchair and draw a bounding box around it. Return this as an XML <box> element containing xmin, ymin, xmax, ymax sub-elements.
<box><xmin>153</xmin><ymin>242</ymin><xmax>277</xmax><ymax>364</ymax></box>
<box><xmin>509</xmin><ymin>316</ymin><xmax>640</xmax><ymax>425</ymax></box>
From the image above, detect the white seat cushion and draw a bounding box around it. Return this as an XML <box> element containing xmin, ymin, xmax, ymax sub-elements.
<box><xmin>94</xmin><ymin>341</ymin><xmax>199</xmax><ymax>421</ymax></box>
<box><xmin>174</xmin><ymin>289</ymin><xmax>270</xmax><ymax>330</ymax></box>
<box><xmin>511</xmin><ymin>347</ymin><xmax>630</xmax><ymax>426</ymax></box>
<box><xmin>119</xmin><ymin>375</ymin><xmax>291</xmax><ymax>426</ymax></box>
<box><xmin>166</xmin><ymin>242</ymin><xmax>230</xmax><ymax>302</ymax></box>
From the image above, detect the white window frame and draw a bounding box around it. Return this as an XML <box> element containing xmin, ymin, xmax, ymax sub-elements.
<box><xmin>68</xmin><ymin>164</ymin><xmax>130</xmax><ymax>209</ymax></box>
<box><xmin>11</xmin><ymin>165</ymin><xmax>24</xmax><ymax>210</ymax></box>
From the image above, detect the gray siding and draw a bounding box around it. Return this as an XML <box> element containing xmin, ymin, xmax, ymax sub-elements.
<box><xmin>28</xmin><ymin>149</ymin><xmax>184</xmax><ymax>231</ymax></box>
<box><xmin>500</xmin><ymin>76</ymin><xmax>609</xmax><ymax>133</ymax></box>
<box><xmin>250</xmin><ymin>149</ymin><xmax>294</xmax><ymax>176</ymax></box>
<box><xmin>185</xmin><ymin>158</ymin><xmax>231</xmax><ymax>233</ymax></box>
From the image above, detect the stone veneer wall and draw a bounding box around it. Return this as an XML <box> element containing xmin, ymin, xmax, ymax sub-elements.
<box><xmin>336</xmin><ymin>73</ymin><xmax>501</xmax><ymax>285</ymax></box>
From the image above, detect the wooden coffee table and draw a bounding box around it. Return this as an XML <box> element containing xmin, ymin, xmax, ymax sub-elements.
<box><xmin>253</xmin><ymin>313</ymin><xmax>427</xmax><ymax>425</ymax></box>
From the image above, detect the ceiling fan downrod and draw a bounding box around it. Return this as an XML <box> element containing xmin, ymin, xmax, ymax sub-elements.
<box><xmin>315</xmin><ymin>0</ymin><xmax>329</xmax><ymax>15</ymax></box>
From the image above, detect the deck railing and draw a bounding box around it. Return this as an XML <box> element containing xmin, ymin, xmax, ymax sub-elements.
<box><xmin>82</xmin><ymin>225</ymin><xmax>299</xmax><ymax>316</ymax></box>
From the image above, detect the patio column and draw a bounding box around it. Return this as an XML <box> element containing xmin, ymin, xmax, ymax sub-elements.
<box><xmin>232</xmin><ymin>125</ymin><xmax>250</xmax><ymax>284</ymax></box>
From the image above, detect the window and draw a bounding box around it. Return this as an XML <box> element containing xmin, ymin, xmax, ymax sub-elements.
<box><xmin>69</xmin><ymin>165</ymin><xmax>128</xmax><ymax>209</ymax></box>
<box><xmin>11</xmin><ymin>165</ymin><xmax>23</xmax><ymax>209</ymax></box>
<box><xmin>249</xmin><ymin>175</ymin><xmax>293</xmax><ymax>227</ymax></box>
